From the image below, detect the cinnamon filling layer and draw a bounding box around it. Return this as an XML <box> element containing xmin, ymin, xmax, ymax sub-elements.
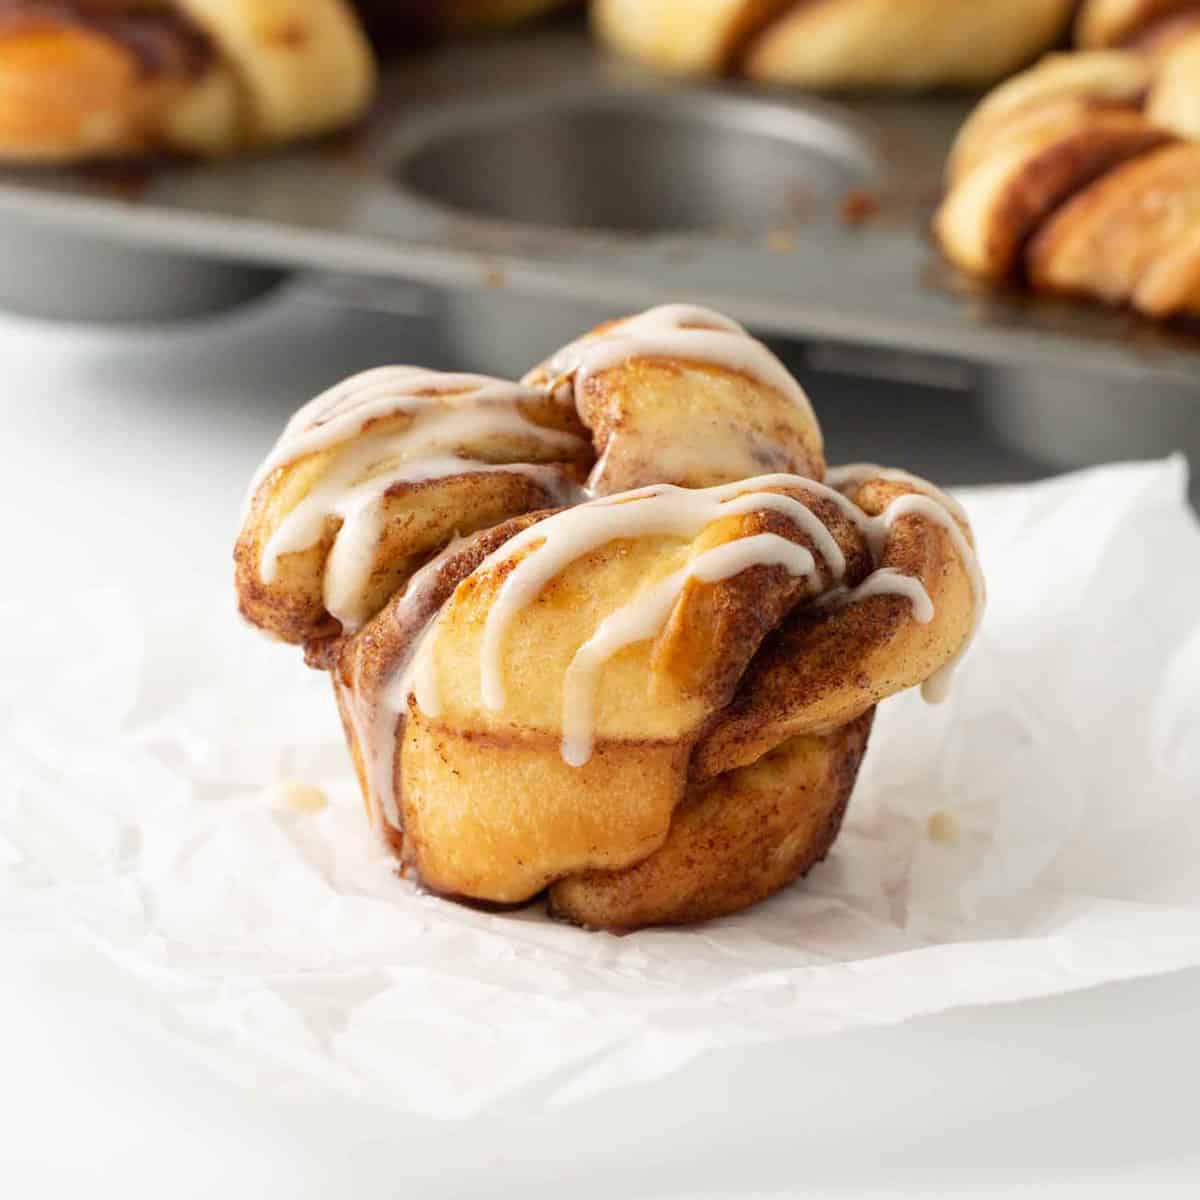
<box><xmin>0</xmin><ymin>1</ymin><xmax>214</xmax><ymax>76</ymax></box>
<box><xmin>727</xmin><ymin>0</ymin><xmax>812</xmax><ymax>73</ymax></box>
<box><xmin>1122</xmin><ymin>4</ymin><xmax>1200</xmax><ymax>50</ymax></box>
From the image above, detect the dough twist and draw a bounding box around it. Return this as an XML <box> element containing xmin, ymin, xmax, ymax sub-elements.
<box><xmin>0</xmin><ymin>0</ymin><xmax>375</xmax><ymax>160</ymax></box>
<box><xmin>235</xmin><ymin>306</ymin><xmax>983</xmax><ymax>930</ymax></box>
<box><xmin>936</xmin><ymin>25</ymin><xmax>1200</xmax><ymax>320</ymax></box>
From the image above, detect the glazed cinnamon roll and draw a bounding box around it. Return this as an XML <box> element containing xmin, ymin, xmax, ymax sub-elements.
<box><xmin>936</xmin><ymin>35</ymin><xmax>1200</xmax><ymax>320</ymax></box>
<box><xmin>0</xmin><ymin>0</ymin><xmax>375</xmax><ymax>161</ymax></box>
<box><xmin>1075</xmin><ymin>0</ymin><xmax>1200</xmax><ymax>51</ymax></box>
<box><xmin>236</xmin><ymin>305</ymin><xmax>984</xmax><ymax>930</ymax></box>
<box><xmin>592</xmin><ymin>0</ymin><xmax>1078</xmax><ymax>90</ymax></box>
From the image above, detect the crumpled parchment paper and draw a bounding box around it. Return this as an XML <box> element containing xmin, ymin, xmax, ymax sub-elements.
<box><xmin>3</xmin><ymin>458</ymin><xmax>1199</xmax><ymax>1118</ymax></box>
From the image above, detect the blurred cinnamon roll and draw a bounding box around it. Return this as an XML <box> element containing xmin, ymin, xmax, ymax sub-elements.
<box><xmin>592</xmin><ymin>0</ymin><xmax>1078</xmax><ymax>90</ymax></box>
<box><xmin>0</xmin><ymin>0</ymin><xmax>375</xmax><ymax>161</ymax></box>
<box><xmin>936</xmin><ymin>34</ymin><xmax>1200</xmax><ymax>319</ymax></box>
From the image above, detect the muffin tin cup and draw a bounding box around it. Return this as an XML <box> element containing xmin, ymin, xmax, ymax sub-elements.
<box><xmin>389</xmin><ymin>84</ymin><xmax>878</xmax><ymax>236</ymax></box>
<box><xmin>0</xmin><ymin>27</ymin><xmax>1192</xmax><ymax>468</ymax></box>
<box><xmin>0</xmin><ymin>212</ymin><xmax>285</xmax><ymax>324</ymax></box>
<box><xmin>980</xmin><ymin>368</ymin><xmax>1200</xmax><ymax>470</ymax></box>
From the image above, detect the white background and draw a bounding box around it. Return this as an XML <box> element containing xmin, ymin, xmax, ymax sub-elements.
<box><xmin>3</xmin><ymin>287</ymin><xmax>1198</xmax><ymax>1199</ymax></box>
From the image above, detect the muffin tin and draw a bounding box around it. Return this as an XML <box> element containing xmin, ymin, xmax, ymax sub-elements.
<box><xmin>0</xmin><ymin>25</ymin><xmax>1194</xmax><ymax>457</ymax></box>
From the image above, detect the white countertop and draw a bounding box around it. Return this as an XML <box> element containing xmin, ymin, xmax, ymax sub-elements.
<box><xmin>3</xmin><ymin>287</ymin><xmax>1197</xmax><ymax>1199</ymax></box>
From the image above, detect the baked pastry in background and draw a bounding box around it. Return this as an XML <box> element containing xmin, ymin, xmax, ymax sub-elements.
<box><xmin>936</xmin><ymin>33</ymin><xmax>1200</xmax><ymax>320</ymax></box>
<box><xmin>0</xmin><ymin>0</ymin><xmax>376</xmax><ymax>161</ymax></box>
<box><xmin>235</xmin><ymin>305</ymin><xmax>984</xmax><ymax>931</ymax></box>
<box><xmin>1075</xmin><ymin>0</ymin><xmax>1200</xmax><ymax>50</ymax></box>
<box><xmin>591</xmin><ymin>0</ymin><xmax>1079</xmax><ymax>90</ymax></box>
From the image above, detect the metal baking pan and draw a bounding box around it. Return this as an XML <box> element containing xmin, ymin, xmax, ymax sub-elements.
<box><xmin>0</xmin><ymin>24</ymin><xmax>1196</xmax><ymax>401</ymax></box>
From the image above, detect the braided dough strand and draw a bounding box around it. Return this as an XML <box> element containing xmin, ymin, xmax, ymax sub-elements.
<box><xmin>235</xmin><ymin>308</ymin><xmax>983</xmax><ymax>929</ymax></box>
<box><xmin>0</xmin><ymin>0</ymin><xmax>374</xmax><ymax>160</ymax></box>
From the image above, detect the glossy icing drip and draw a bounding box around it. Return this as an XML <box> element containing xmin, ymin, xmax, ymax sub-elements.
<box><xmin>402</xmin><ymin>468</ymin><xmax>984</xmax><ymax>770</ymax></box>
<box><xmin>827</xmin><ymin>465</ymin><xmax>986</xmax><ymax>702</ymax></box>
<box><xmin>819</xmin><ymin>567</ymin><xmax>936</xmax><ymax>624</ymax></box>
<box><xmin>248</xmin><ymin>369</ymin><xmax>530</xmax><ymax>502</ymax></box>
<box><xmin>248</xmin><ymin>325</ymin><xmax>985</xmax><ymax>830</ymax></box>
<box><xmin>560</xmin><ymin>532</ymin><xmax>819</xmax><ymax>767</ymax></box>
<box><xmin>251</xmin><ymin>369</ymin><xmax>585</xmax><ymax>632</ymax></box>
<box><xmin>826</xmin><ymin>462</ymin><xmax>971</xmax><ymax>525</ymax></box>
<box><xmin>476</xmin><ymin>475</ymin><xmax>858</xmax><ymax>714</ymax></box>
<box><xmin>528</xmin><ymin>303</ymin><xmax>818</xmax><ymax>428</ymax></box>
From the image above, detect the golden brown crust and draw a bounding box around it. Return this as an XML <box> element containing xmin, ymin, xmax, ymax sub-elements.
<box><xmin>0</xmin><ymin>17</ymin><xmax>220</xmax><ymax>160</ymax></box>
<box><xmin>403</xmin><ymin>717</ymin><xmax>693</xmax><ymax>903</ymax></box>
<box><xmin>234</xmin><ymin>377</ymin><xmax>590</xmax><ymax>645</ymax></box>
<box><xmin>0</xmin><ymin>0</ymin><xmax>375</xmax><ymax>161</ymax></box>
<box><xmin>1028</xmin><ymin>141</ymin><xmax>1200</xmax><ymax>316</ymax></box>
<box><xmin>651</xmin><ymin>500</ymin><xmax>871</xmax><ymax>704</ymax></box>
<box><xmin>413</xmin><ymin>486</ymin><xmax>874</xmax><ymax>752</ymax></box>
<box><xmin>522</xmin><ymin>313</ymin><xmax>826</xmax><ymax>493</ymax></box>
<box><xmin>316</xmin><ymin>477</ymin><xmax>876</xmax><ymax>916</ymax></box>
<box><xmin>1147</xmin><ymin>29</ymin><xmax>1200</xmax><ymax>138</ymax></box>
<box><xmin>0</xmin><ymin>2</ymin><xmax>215</xmax><ymax>75</ymax></box>
<box><xmin>945</xmin><ymin>52</ymin><xmax>1153</xmax><ymax>184</ymax></box>
<box><xmin>744</xmin><ymin>0</ymin><xmax>1078</xmax><ymax>90</ymax></box>
<box><xmin>391</xmin><ymin>472</ymin><xmax>973</xmax><ymax>910</ymax></box>
<box><xmin>593</xmin><ymin>0</ymin><xmax>1077</xmax><ymax>90</ymax></box>
<box><xmin>324</xmin><ymin>511</ymin><xmax>555</xmax><ymax>841</ymax></box>
<box><xmin>937</xmin><ymin>38</ymin><xmax>1200</xmax><ymax>320</ymax></box>
<box><xmin>236</xmin><ymin>310</ymin><xmax>983</xmax><ymax>930</ymax></box>
<box><xmin>693</xmin><ymin>477</ymin><xmax>975</xmax><ymax>779</ymax></box>
<box><xmin>236</xmin><ymin>468</ymin><xmax>574</xmax><ymax>645</ymax></box>
<box><xmin>1075</xmin><ymin>0</ymin><xmax>1200</xmax><ymax>48</ymax></box>
<box><xmin>1134</xmin><ymin>225</ymin><xmax>1200</xmax><ymax>316</ymax></box>
<box><xmin>549</xmin><ymin>712</ymin><xmax>874</xmax><ymax>931</ymax></box>
<box><xmin>591</xmin><ymin>0</ymin><xmax>792</xmax><ymax>77</ymax></box>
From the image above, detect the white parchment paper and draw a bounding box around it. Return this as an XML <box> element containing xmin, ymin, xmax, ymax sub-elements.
<box><xmin>3</xmin><ymin>458</ymin><xmax>1199</xmax><ymax>1118</ymax></box>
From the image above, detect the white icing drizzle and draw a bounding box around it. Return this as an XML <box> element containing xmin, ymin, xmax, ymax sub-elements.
<box><xmin>338</xmin><ymin>543</ymin><xmax>462</xmax><ymax>833</ymax></box>
<box><xmin>477</xmin><ymin>474</ymin><xmax>861</xmax><ymax>714</ymax></box>
<box><xmin>820</xmin><ymin>567</ymin><xmax>936</xmax><ymax>625</ymax></box>
<box><xmin>560</xmin><ymin>533</ymin><xmax>819</xmax><ymax>767</ymax></box>
<box><xmin>247</xmin><ymin>329</ymin><xmax>989</xmax><ymax>822</ymax></box>
<box><xmin>345</xmin><ymin>465</ymin><xmax>984</xmax><ymax>795</ymax></box>
<box><xmin>249</xmin><ymin>369</ymin><xmax>542</xmax><ymax>502</ymax></box>
<box><xmin>826</xmin><ymin>467</ymin><xmax>986</xmax><ymax>702</ymax></box>
<box><xmin>449</xmin><ymin>469</ymin><xmax>984</xmax><ymax>763</ymax></box>
<box><xmin>527</xmin><ymin>303</ymin><xmax>818</xmax><ymax>426</ymax></box>
<box><xmin>401</xmin><ymin>621</ymin><xmax>444</xmax><ymax>723</ymax></box>
<box><xmin>827</xmin><ymin>463</ymin><xmax>970</xmax><ymax>526</ymax></box>
<box><xmin>252</xmin><ymin>369</ymin><xmax>586</xmax><ymax>632</ymax></box>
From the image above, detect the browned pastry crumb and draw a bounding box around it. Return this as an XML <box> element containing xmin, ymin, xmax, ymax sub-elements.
<box><xmin>839</xmin><ymin>188</ymin><xmax>882</xmax><ymax>227</ymax></box>
<box><xmin>0</xmin><ymin>1</ymin><xmax>215</xmax><ymax>77</ymax></box>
